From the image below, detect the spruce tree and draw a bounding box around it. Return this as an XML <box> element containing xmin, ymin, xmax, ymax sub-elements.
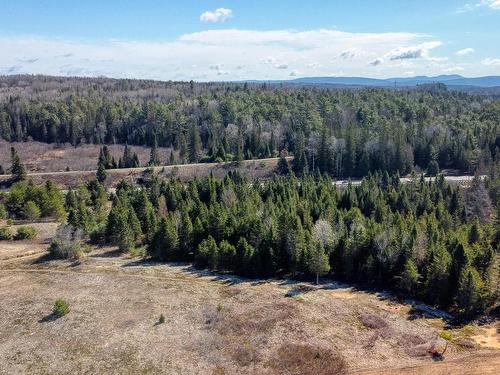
<box><xmin>189</xmin><ymin>123</ymin><xmax>201</xmax><ymax>163</ymax></box>
<box><xmin>149</xmin><ymin>135</ymin><xmax>160</xmax><ymax>166</ymax></box>
<box><xmin>398</xmin><ymin>259</ymin><xmax>420</xmax><ymax>296</ymax></box>
<box><xmin>277</xmin><ymin>152</ymin><xmax>291</xmax><ymax>175</ymax></box>
<box><xmin>10</xmin><ymin>147</ymin><xmax>26</xmax><ymax>182</ymax></box>
<box><xmin>96</xmin><ymin>160</ymin><xmax>107</xmax><ymax>184</ymax></box>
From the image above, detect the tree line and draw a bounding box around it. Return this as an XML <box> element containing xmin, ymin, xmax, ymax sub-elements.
<box><xmin>49</xmin><ymin>166</ymin><xmax>499</xmax><ymax>318</ymax></box>
<box><xmin>1</xmin><ymin>76</ymin><xmax>499</xmax><ymax>177</ymax></box>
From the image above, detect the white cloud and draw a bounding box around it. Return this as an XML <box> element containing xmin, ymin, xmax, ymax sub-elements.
<box><xmin>369</xmin><ymin>58</ymin><xmax>383</xmax><ymax>66</ymax></box>
<box><xmin>442</xmin><ymin>66</ymin><xmax>465</xmax><ymax>72</ymax></box>
<box><xmin>339</xmin><ymin>49</ymin><xmax>356</xmax><ymax>59</ymax></box>
<box><xmin>482</xmin><ymin>58</ymin><xmax>500</xmax><ymax>66</ymax></box>
<box><xmin>289</xmin><ymin>70</ymin><xmax>300</xmax><ymax>77</ymax></box>
<box><xmin>200</xmin><ymin>8</ymin><xmax>232</xmax><ymax>23</ymax></box>
<box><xmin>0</xmin><ymin>28</ymin><xmax>492</xmax><ymax>80</ymax></box>
<box><xmin>456</xmin><ymin>1</ymin><xmax>500</xmax><ymax>13</ymax></box>
<box><xmin>456</xmin><ymin>48</ymin><xmax>475</xmax><ymax>56</ymax></box>
<box><xmin>274</xmin><ymin>63</ymin><xmax>288</xmax><ymax>69</ymax></box>
<box><xmin>262</xmin><ymin>56</ymin><xmax>276</xmax><ymax>64</ymax></box>
<box><xmin>386</xmin><ymin>41</ymin><xmax>442</xmax><ymax>60</ymax></box>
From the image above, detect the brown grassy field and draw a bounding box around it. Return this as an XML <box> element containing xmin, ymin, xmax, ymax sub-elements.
<box><xmin>0</xmin><ymin>141</ymin><xmax>284</xmax><ymax>189</ymax></box>
<box><xmin>0</xmin><ymin>224</ymin><xmax>498</xmax><ymax>374</ymax></box>
<box><xmin>0</xmin><ymin>140</ymin><xmax>170</xmax><ymax>173</ymax></box>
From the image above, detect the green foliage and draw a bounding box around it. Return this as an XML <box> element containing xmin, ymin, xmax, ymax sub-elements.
<box><xmin>277</xmin><ymin>152</ymin><xmax>291</xmax><ymax>175</ymax></box>
<box><xmin>439</xmin><ymin>330</ymin><xmax>453</xmax><ymax>341</ymax></box>
<box><xmin>71</xmin><ymin>166</ymin><xmax>499</xmax><ymax>317</ymax></box>
<box><xmin>14</xmin><ymin>226</ymin><xmax>38</xmax><ymax>240</ymax></box>
<box><xmin>96</xmin><ymin>161</ymin><xmax>107</xmax><ymax>184</ymax></box>
<box><xmin>10</xmin><ymin>147</ymin><xmax>26</xmax><ymax>182</ymax></box>
<box><xmin>0</xmin><ymin>226</ymin><xmax>14</xmax><ymax>240</ymax></box>
<box><xmin>398</xmin><ymin>259</ymin><xmax>420</xmax><ymax>296</ymax></box>
<box><xmin>148</xmin><ymin>135</ymin><xmax>160</xmax><ymax>166</ymax></box>
<box><xmin>195</xmin><ymin>236</ymin><xmax>219</xmax><ymax>270</ymax></box>
<box><xmin>308</xmin><ymin>242</ymin><xmax>331</xmax><ymax>284</ymax></box>
<box><xmin>5</xmin><ymin>180</ymin><xmax>66</xmax><ymax>221</ymax></box>
<box><xmin>0</xmin><ymin>203</ymin><xmax>7</xmax><ymax>219</ymax></box>
<box><xmin>53</xmin><ymin>298</ymin><xmax>70</xmax><ymax>317</ymax></box>
<box><xmin>1</xmin><ymin>80</ymin><xmax>498</xmax><ymax>178</ymax></box>
<box><xmin>22</xmin><ymin>201</ymin><xmax>41</xmax><ymax>221</ymax></box>
<box><xmin>158</xmin><ymin>314</ymin><xmax>165</xmax><ymax>324</ymax></box>
<box><xmin>456</xmin><ymin>266</ymin><xmax>486</xmax><ymax>317</ymax></box>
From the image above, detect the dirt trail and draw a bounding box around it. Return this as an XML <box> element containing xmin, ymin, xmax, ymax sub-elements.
<box><xmin>354</xmin><ymin>352</ymin><xmax>500</xmax><ymax>374</ymax></box>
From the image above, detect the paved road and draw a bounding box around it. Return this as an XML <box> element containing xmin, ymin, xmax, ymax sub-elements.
<box><xmin>333</xmin><ymin>174</ymin><xmax>484</xmax><ymax>186</ymax></box>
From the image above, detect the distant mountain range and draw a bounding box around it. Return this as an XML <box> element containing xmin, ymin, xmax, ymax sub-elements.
<box><xmin>246</xmin><ymin>75</ymin><xmax>500</xmax><ymax>88</ymax></box>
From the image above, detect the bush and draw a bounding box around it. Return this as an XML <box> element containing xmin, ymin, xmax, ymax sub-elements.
<box><xmin>22</xmin><ymin>200</ymin><xmax>41</xmax><ymax>221</ymax></box>
<box><xmin>0</xmin><ymin>203</ymin><xmax>7</xmax><ymax>219</ymax></box>
<box><xmin>0</xmin><ymin>226</ymin><xmax>14</xmax><ymax>240</ymax></box>
<box><xmin>53</xmin><ymin>298</ymin><xmax>70</xmax><ymax>317</ymax></box>
<box><xmin>439</xmin><ymin>330</ymin><xmax>453</xmax><ymax>341</ymax></box>
<box><xmin>271</xmin><ymin>343</ymin><xmax>347</xmax><ymax>375</ymax></box>
<box><xmin>89</xmin><ymin>223</ymin><xmax>107</xmax><ymax>245</ymax></box>
<box><xmin>14</xmin><ymin>226</ymin><xmax>38</xmax><ymax>240</ymax></box>
<box><xmin>49</xmin><ymin>225</ymin><xmax>83</xmax><ymax>259</ymax></box>
<box><xmin>159</xmin><ymin>314</ymin><xmax>165</xmax><ymax>324</ymax></box>
<box><xmin>129</xmin><ymin>246</ymin><xmax>146</xmax><ymax>257</ymax></box>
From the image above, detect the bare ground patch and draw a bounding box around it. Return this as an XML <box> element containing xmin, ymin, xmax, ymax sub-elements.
<box><xmin>0</xmin><ymin>248</ymin><xmax>497</xmax><ymax>374</ymax></box>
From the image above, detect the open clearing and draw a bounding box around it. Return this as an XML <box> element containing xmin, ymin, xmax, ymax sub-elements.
<box><xmin>0</xmin><ymin>226</ymin><xmax>498</xmax><ymax>374</ymax></box>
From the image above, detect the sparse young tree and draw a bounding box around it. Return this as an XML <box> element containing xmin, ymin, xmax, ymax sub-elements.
<box><xmin>308</xmin><ymin>242</ymin><xmax>331</xmax><ymax>284</ymax></box>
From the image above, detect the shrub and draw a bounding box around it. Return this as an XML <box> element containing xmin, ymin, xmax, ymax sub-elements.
<box><xmin>159</xmin><ymin>314</ymin><xmax>165</xmax><ymax>324</ymax></box>
<box><xmin>0</xmin><ymin>226</ymin><xmax>14</xmax><ymax>240</ymax></box>
<box><xmin>14</xmin><ymin>226</ymin><xmax>38</xmax><ymax>240</ymax></box>
<box><xmin>0</xmin><ymin>203</ymin><xmax>7</xmax><ymax>219</ymax></box>
<box><xmin>129</xmin><ymin>246</ymin><xmax>146</xmax><ymax>257</ymax></box>
<box><xmin>53</xmin><ymin>298</ymin><xmax>70</xmax><ymax>317</ymax></box>
<box><xmin>360</xmin><ymin>313</ymin><xmax>388</xmax><ymax>329</ymax></box>
<box><xmin>49</xmin><ymin>225</ymin><xmax>83</xmax><ymax>259</ymax></box>
<box><xmin>439</xmin><ymin>330</ymin><xmax>453</xmax><ymax>341</ymax></box>
<box><xmin>22</xmin><ymin>200</ymin><xmax>41</xmax><ymax>221</ymax></box>
<box><xmin>270</xmin><ymin>343</ymin><xmax>347</xmax><ymax>375</ymax></box>
<box><xmin>89</xmin><ymin>223</ymin><xmax>107</xmax><ymax>245</ymax></box>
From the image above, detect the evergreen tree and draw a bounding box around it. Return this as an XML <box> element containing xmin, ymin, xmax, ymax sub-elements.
<box><xmin>398</xmin><ymin>259</ymin><xmax>420</xmax><ymax>296</ymax></box>
<box><xmin>277</xmin><ymin>151</ymin><xmax>291</xmax><ymax>175</ymax></box>
<box><xmin>10</xmin><ymin>147</ymin><xmax>26</xmax><ymax>181</ymax></box>
<box><xmin>308</xmin><ymin>242</ymin><xmax>331</xmax><ymax>284</ymax></box>
<box><xmin>456</xmin><ymin>266</ymin><xmax>485</xmax><ymax>316</ymax></box>
<box><xmin>195</xmin><ymin>236</ymin><xmax>219</xmax><ymax>270</ymax></box>
<box><xmin>96</xmin><ymin>160</ymin><xmax>107</xmax><ymax>184</ymax></box>
<box><xmin>149</xmin><ymin>135</ymin><xmax>160</xmax><ymax>166</ymax></box>
<box><xmin>189</xmin><ymin>123</ymin><xmax>202</xmax><ymax>163</ymax></box>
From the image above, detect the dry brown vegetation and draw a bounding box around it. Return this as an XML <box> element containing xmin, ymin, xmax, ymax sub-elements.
<box><xmin>0</xmin><ymin>141</ymin><xmax>284</xmax><ymax>189</ymax></box>
<box><xmin>0</xmin><ymin>139</ymin><xmax>170</xmax><ymax>173</ymax></box>
<box><xmin>0</xmin><ymin>226</ymin><xmax>498</xmax><ymax>374</ymax></box>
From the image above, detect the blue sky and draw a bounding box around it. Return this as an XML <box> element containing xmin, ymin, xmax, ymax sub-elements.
<box><xmin>0</xmin><ymin>0</ymin><xmax>499</xmax><ymax>80</ymax></box>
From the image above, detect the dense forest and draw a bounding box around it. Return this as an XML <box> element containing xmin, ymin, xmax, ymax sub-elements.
<box><xmin>2</xmin><ymin>160</ymin><xmax>499</xmax><ymax>317</ymax></box>
<box><xmin>1</xmin><ymin>75</ymin><xmax>499</xmax><ymax>177</ymax></box>
<box><xmin>1</xmin><ymin>75</ymin><xmax>499</xmax><ymax>319</ymax></box>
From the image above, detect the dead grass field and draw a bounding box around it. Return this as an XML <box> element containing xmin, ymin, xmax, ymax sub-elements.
<box><xmin>0</xmin><ymin>141</ymin><xmax>283</xmax><ymax>189</ymax></box>
<box><xmin>0</xmin><ymin>140</ymin><xmax>171</xmax><ymax>173</ymax></box>
<box><xmin>0</xmin><ymin>226</ymin><xmax>498</xmax><ymax>375</ymax></box>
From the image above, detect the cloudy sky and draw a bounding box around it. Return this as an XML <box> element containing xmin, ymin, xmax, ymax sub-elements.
<box><xmin>1</xmin><ymin>0</ymin><xmax>499</xmax><ymax>81</ymax></box>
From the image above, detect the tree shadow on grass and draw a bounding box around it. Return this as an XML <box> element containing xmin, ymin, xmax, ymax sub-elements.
<box><xmin>38</xmin><ymin>312</ymin><xmax>61</xmax><ymax>323</ymax></box>
<box><xmin>30</xmin><ymin>253</ymin><xmax>54</xmax><ymax>264</ymax></box>
<box><xmin>183</xmin><ymin>265</ymin><xmax>247</xmax><ymax>286</ymax></box>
